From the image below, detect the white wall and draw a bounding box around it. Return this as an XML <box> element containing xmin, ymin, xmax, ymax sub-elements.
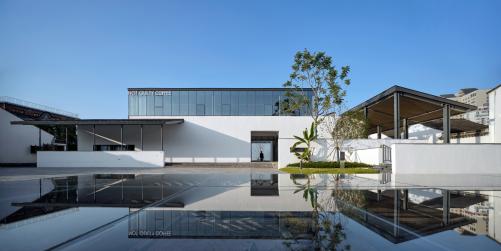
<box><xmin>489</xmin><ymin>86</ymin><xmax>501</xmax><ymax>143</ymax></box>
<box><xmin>37</xmin><ymin>151</ymin><xmax>165</xmax><ymax>168</ymax></box>
<box><xmin>392</xmin><ymin>143</ymin><xmax>501</xmax><ymax>174</ymax></box>
<box><xmin>80</xmin><ymin>116</ymin><xmax>318</xmax><ymax>167</ymax></box>
<box><xmin>0</xmin><ymin>108</ymin><xmax>53</xmax><ymax>164</ymax></box>
<box><xmin>345</xmin><ymin>147</ymin><xmax>381</xmax><ymax>165</ymax></box>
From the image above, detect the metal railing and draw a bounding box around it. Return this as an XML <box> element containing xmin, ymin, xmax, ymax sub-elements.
<box><xmin>0</xmin><ymin>96</ymin><xmax>78</xmax><ymax>118</ymax></box>
<box><xmin>381</xmin><ymin>144</ymin><xmax>392</xmax><ymax>164</ymax></box>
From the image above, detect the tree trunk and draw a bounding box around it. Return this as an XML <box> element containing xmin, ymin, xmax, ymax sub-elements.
<box><xmin>336</xmin><ymin>147</ymin><xmax>341</xmax><ymax>168</ymax></box>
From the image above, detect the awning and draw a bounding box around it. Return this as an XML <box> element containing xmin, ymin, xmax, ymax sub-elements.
<box><xmin>11</xmin><ymin>119</ymin><xmax>184</xmax><ymax>126</ymax></box>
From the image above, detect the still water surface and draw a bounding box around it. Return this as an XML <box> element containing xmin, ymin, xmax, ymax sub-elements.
<box><xmin>0</xmin><ymin>172</ymin><xmax>500</xmax><ymax>250</ymax></box>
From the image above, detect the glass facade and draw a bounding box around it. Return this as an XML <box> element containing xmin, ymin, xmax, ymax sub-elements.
<box><xmin>128</xmin><ymin>89</ymin><xmax>313</xmax><ymax>116</ymax></box>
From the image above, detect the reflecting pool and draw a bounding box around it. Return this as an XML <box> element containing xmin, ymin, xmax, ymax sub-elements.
<box><xmin>1</xmin><ymin>172</ymin><xmax>501</xmax><ymax>250</ymax></box>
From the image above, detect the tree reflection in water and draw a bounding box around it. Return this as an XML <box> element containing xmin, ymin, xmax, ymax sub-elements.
<box><xmin>285</xmin><ymin>174</ymin><xmax>368</xmax><ymax>251</ymax></box>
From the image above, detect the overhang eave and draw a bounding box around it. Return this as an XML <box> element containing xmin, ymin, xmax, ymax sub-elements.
<box><xmin>11</xmin><ymin>119</ymin><xmax>184</xmax><ymax>126</ymax></box>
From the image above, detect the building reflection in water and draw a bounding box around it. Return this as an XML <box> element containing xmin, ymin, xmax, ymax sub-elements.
<box><xmin>0</xmin><ymin>173</ymin><xmax>501</xmax><ymax>248</ymax></box>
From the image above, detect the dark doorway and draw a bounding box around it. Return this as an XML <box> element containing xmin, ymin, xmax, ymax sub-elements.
<box><xmin>251</xmin><ymin>131</ymin><xmax>278</xmax><ymax>162</ymax></box>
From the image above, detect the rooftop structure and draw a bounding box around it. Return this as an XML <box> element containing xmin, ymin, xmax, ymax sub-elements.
<box><xmin>0</xmin><ymin>96</ymin><xmax>78</xmax><ymax>119</ymax></box>
<box><xmin>347</xmin><ymin>85</ymin><xmax>476</xmax><ymax>142</ymax></box>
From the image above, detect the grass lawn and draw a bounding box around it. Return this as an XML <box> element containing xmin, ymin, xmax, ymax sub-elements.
<box><xmin>279</xmin><ymin>167</ymin><xmax>379</xmax><ymax>174</ymax></box>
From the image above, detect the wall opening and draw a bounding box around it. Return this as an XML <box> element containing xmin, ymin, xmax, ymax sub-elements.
<box><xmin>251</xmin><ymin>131</ymin><xmax>278</xmax><ymax>162</ymax></box>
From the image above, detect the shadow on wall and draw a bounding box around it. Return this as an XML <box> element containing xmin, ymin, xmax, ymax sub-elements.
<box><xmin>37</xmin><ymin>151</ymin><xmax>165</xmax><ymax>168</ymax></box>
<box><xmin>312</xmin><ymin>139</ymin><xmax>335</xmax><ymax>162</ymax></box>
<box><xmin>163</xmin><ymin>121</ymin><xmax>251</xmax><ymax>162</ymax></box>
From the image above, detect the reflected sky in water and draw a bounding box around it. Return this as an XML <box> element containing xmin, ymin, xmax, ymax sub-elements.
<box><xmin>0</xmin><ymin>172</ymin><xmax>500</xmax><ymax>251</ymax></box>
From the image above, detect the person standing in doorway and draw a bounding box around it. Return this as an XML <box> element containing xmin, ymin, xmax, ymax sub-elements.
<box><xmin>259</xmin><ymin>150</ymin><xmax>264</xmax><ymax>162</ymax></box>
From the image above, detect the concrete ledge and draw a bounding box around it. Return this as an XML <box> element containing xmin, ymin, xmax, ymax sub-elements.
<box><xmin>392</xmin><ymin>143</ymin><xmax>501</xmax><ymax>174</ymax></box>
<box><xmin>168</xmin><ymin>162</ymin><xmax>278</xmax><ymax>168</ymax></box>
<box><xmin>37</xmin><ymin>151</ymin><xmax>165</xmax><ymax>168</ymax></box>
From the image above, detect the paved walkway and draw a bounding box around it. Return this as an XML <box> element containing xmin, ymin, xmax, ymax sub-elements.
<box><xmin>0</xmin><ymin>166</ymin><xmax>283</xmax><ymax>182</ymax></box>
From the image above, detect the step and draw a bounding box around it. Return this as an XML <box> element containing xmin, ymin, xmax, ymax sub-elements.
<box><xmin>167</xmin><ymin>162</ymin><xmax>278</xmax><ymax>168</ymax></box>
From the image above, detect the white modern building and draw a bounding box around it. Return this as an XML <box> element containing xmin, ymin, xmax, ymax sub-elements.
<box><xmin>0</xmin><ymin>96</ymin><xmax>77</xmax><ymax>166</ymax></box>
<box><xmin>10</xmin><ymin>85</ymin><xmax>501</xmax><ymax>173</ymax></box>
<box><xmin>13</xmin><ymin>88</ymin><xmax>322</xmax><ymax>168</ymax></box>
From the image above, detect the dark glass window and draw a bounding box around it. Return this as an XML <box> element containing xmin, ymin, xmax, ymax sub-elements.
<box><xmin>154</xmin><ymin>95</ymin><xmax>163</xmax><ymax>116</ymax></box>
<box><xmin>188</xmin><ymin>91</ymin><xmax>196</xmax><ymax>116</ymax></box>
<box><xmin>163</xmin><ymin>95</ymin><xmax>172</xmax><ymax>116</ymax></box>
<box><xmin>231</xmin><ymin>91</ymin><xmax>239</xmax><ymax>115</ymax></box>
<box><xmin>196</xmin><ymin>104</ymin><xmax>205</xmax><ymax>115</ymax></box>
<box><xmin>238</xmin><ymin>91</ymin><xmax>247</xmax><ymax>115</ymax></box>
<box><xmin>129</xmin><ymin>89</ymin><xmax>313</xmax><ymax>117</ymax></box>
<box><xmin>222</xmin><ymin>104</ymin><xmax>230</xmax><ymax>115</ymax></box>
<box><xmin>146</xmin><ymin>95</ymin><xmax>154</xmax><ymax>116</ymax></box>
<box><xmin>214</xmin><ymin>91</ymin><xmax>221</xmax><ymax>115</ymax></box>
<box><xmin>180</xmin><ymin>91</ymin><xmax>189</xmax><ymax>115</ymax></box>
<box><xmin>247</xmin><ymin>91</ymin><xmax>255</xmax><ymax>115</ymax></box>
<box><xmin>272</xmin><ymin>91</ymin><xmax>281</xmax><ymax>116</ymax></box>
<box><xmin>204</xmin><ymin>91</ymin><xmax>213</xmax><ymax>115</ymax></box>
<box><xmin>128</xmin><ymin>95</ymin><xmax>138</xmax><ymax>116</ymax></box>
<box><xmin>221</xmin><ymin>91</ymin><xmax>231</xmax><ymax>115</ymax></box>
<box><xmin>171</xmin><ymin>91</ymin><xmax>180</xmax><ymax>116</ymax></box>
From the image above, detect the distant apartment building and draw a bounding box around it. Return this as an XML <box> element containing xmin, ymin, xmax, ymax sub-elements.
<box><xmin>441</xmin><ymin>88</ymin><xmax>490</xmax><ymax>125</ymax></box>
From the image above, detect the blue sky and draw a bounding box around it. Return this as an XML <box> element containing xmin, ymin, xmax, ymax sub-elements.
<box><xmin>1</xmin><ymin>0</ymin><xmax>500</xmax><ymax>118</ymax></box>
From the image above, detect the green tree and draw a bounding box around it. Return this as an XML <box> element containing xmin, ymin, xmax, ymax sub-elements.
<box><xmin>323</xmin><ymin>109</ymin><xmax>368</xmax><ymax>166</ymax></box>
<box><xmin>291</xmin><ymin>122</ymin><xmax>318</xmax><ymax>168</ymax></box>
<box><xmin>282</xmin><ymin>49</ymin><xmax>351</xmax><ymax>127</ymax></box>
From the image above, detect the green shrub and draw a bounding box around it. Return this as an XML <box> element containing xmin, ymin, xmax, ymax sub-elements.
<box><xmin>287</xmin><ymin>161</ymin><xmax>372</xmax><ymax>168</ymax></box>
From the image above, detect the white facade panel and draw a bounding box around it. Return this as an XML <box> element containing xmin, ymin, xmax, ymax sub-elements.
<box><xmin>0</xmin><ymin>108</ymin><xmax>53</xmax><ymax>164</ymax></box>
<box><xmin>391</xmin><ymin>143</ymin><xmax>501</xmax><ymax>174</ymax></box>
<box><xmin>345</xmin><ymin>148</ymin><xmax>381</xmax><ymax>165</ymax></box>
<box><xmin>139</xmin><ymin>116</ymin><xmax>318</xmax><ymax>167</ymax></box>
<box><xmin>37</xmin><ymin>151</ymin><xmax>165</xmax><ymax>168</ymax></box>
<box><xmin>80</xmin><ymin>116</ymin><xmax>320</xmax><ymax>167</ymax></box>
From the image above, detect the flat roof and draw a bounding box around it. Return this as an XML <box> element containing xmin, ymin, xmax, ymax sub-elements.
<box><xmin>11</xmin><ymin>119</ymin><xmax>184</xmax><ymax>126</ymax></box>
<box><xmin>128</xmin><ymin>87</ymin><xmax>313</xmax><ymax>91</ymax></box>
<box><xmin>347</xmin><ymin>85</ymin><xmax>477</xmax><ymax>134</ymax></box>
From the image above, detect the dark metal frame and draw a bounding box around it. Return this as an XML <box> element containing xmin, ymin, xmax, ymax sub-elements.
<box><xmin>348</xmin><ymin>85</ymin><xmax>477</xmax><ymax>143</ymax></box>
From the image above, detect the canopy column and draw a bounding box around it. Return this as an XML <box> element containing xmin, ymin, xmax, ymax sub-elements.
<box><xmin>376</xmin><ymin>125</ymin><xmax>382</xmax><ymax>139</ymax></box>
<box><xmin>65</xmin><ymin>127</ymin><xmax>68</xmax><ymax>151</ymax></box>
<box><xmin>140</xmin><ymin>124</ymin><xmax>143</xmax><ymax>151</ymax></box>
<box><xmin>443</xmin><ymin>104</ymin><xmax>451</xmax><ymax>143</ymax></box>
<box><xmin>120</xmin><ymin>125</ymin><xmax>124</xmax><ymax>150</ymax></box>
<box><xmin>92</xmin><ymin>124</ymin><xmax>96</xmax><ymax>151</ymax></box>
<box><xmin>38</xmin><ymin>128</ymin><xmax>41</xmax><ymax>147</ymax></box>
<box><xmin>393</xmin><ymin>92</ymin><xmax>401</xmax><ymax>139</ymax></box>
<box><xmin>402</xmin><ymin>118</ymin><xmax>408</xmax><ymax>139</ymax></box>
<box><xmin>160</xmin><ymin>124</ymin><xmax>164</xmax><ymax>151</ymax></box>
<box><xmin>442</xmin><ymin>190</ymin><xmax>450</xmax><ymax>225</ymax></box>
<box><xmin>393</xmin><ymin>190</ymin><xmax>400</xmax><ymax>237</ymax></box>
